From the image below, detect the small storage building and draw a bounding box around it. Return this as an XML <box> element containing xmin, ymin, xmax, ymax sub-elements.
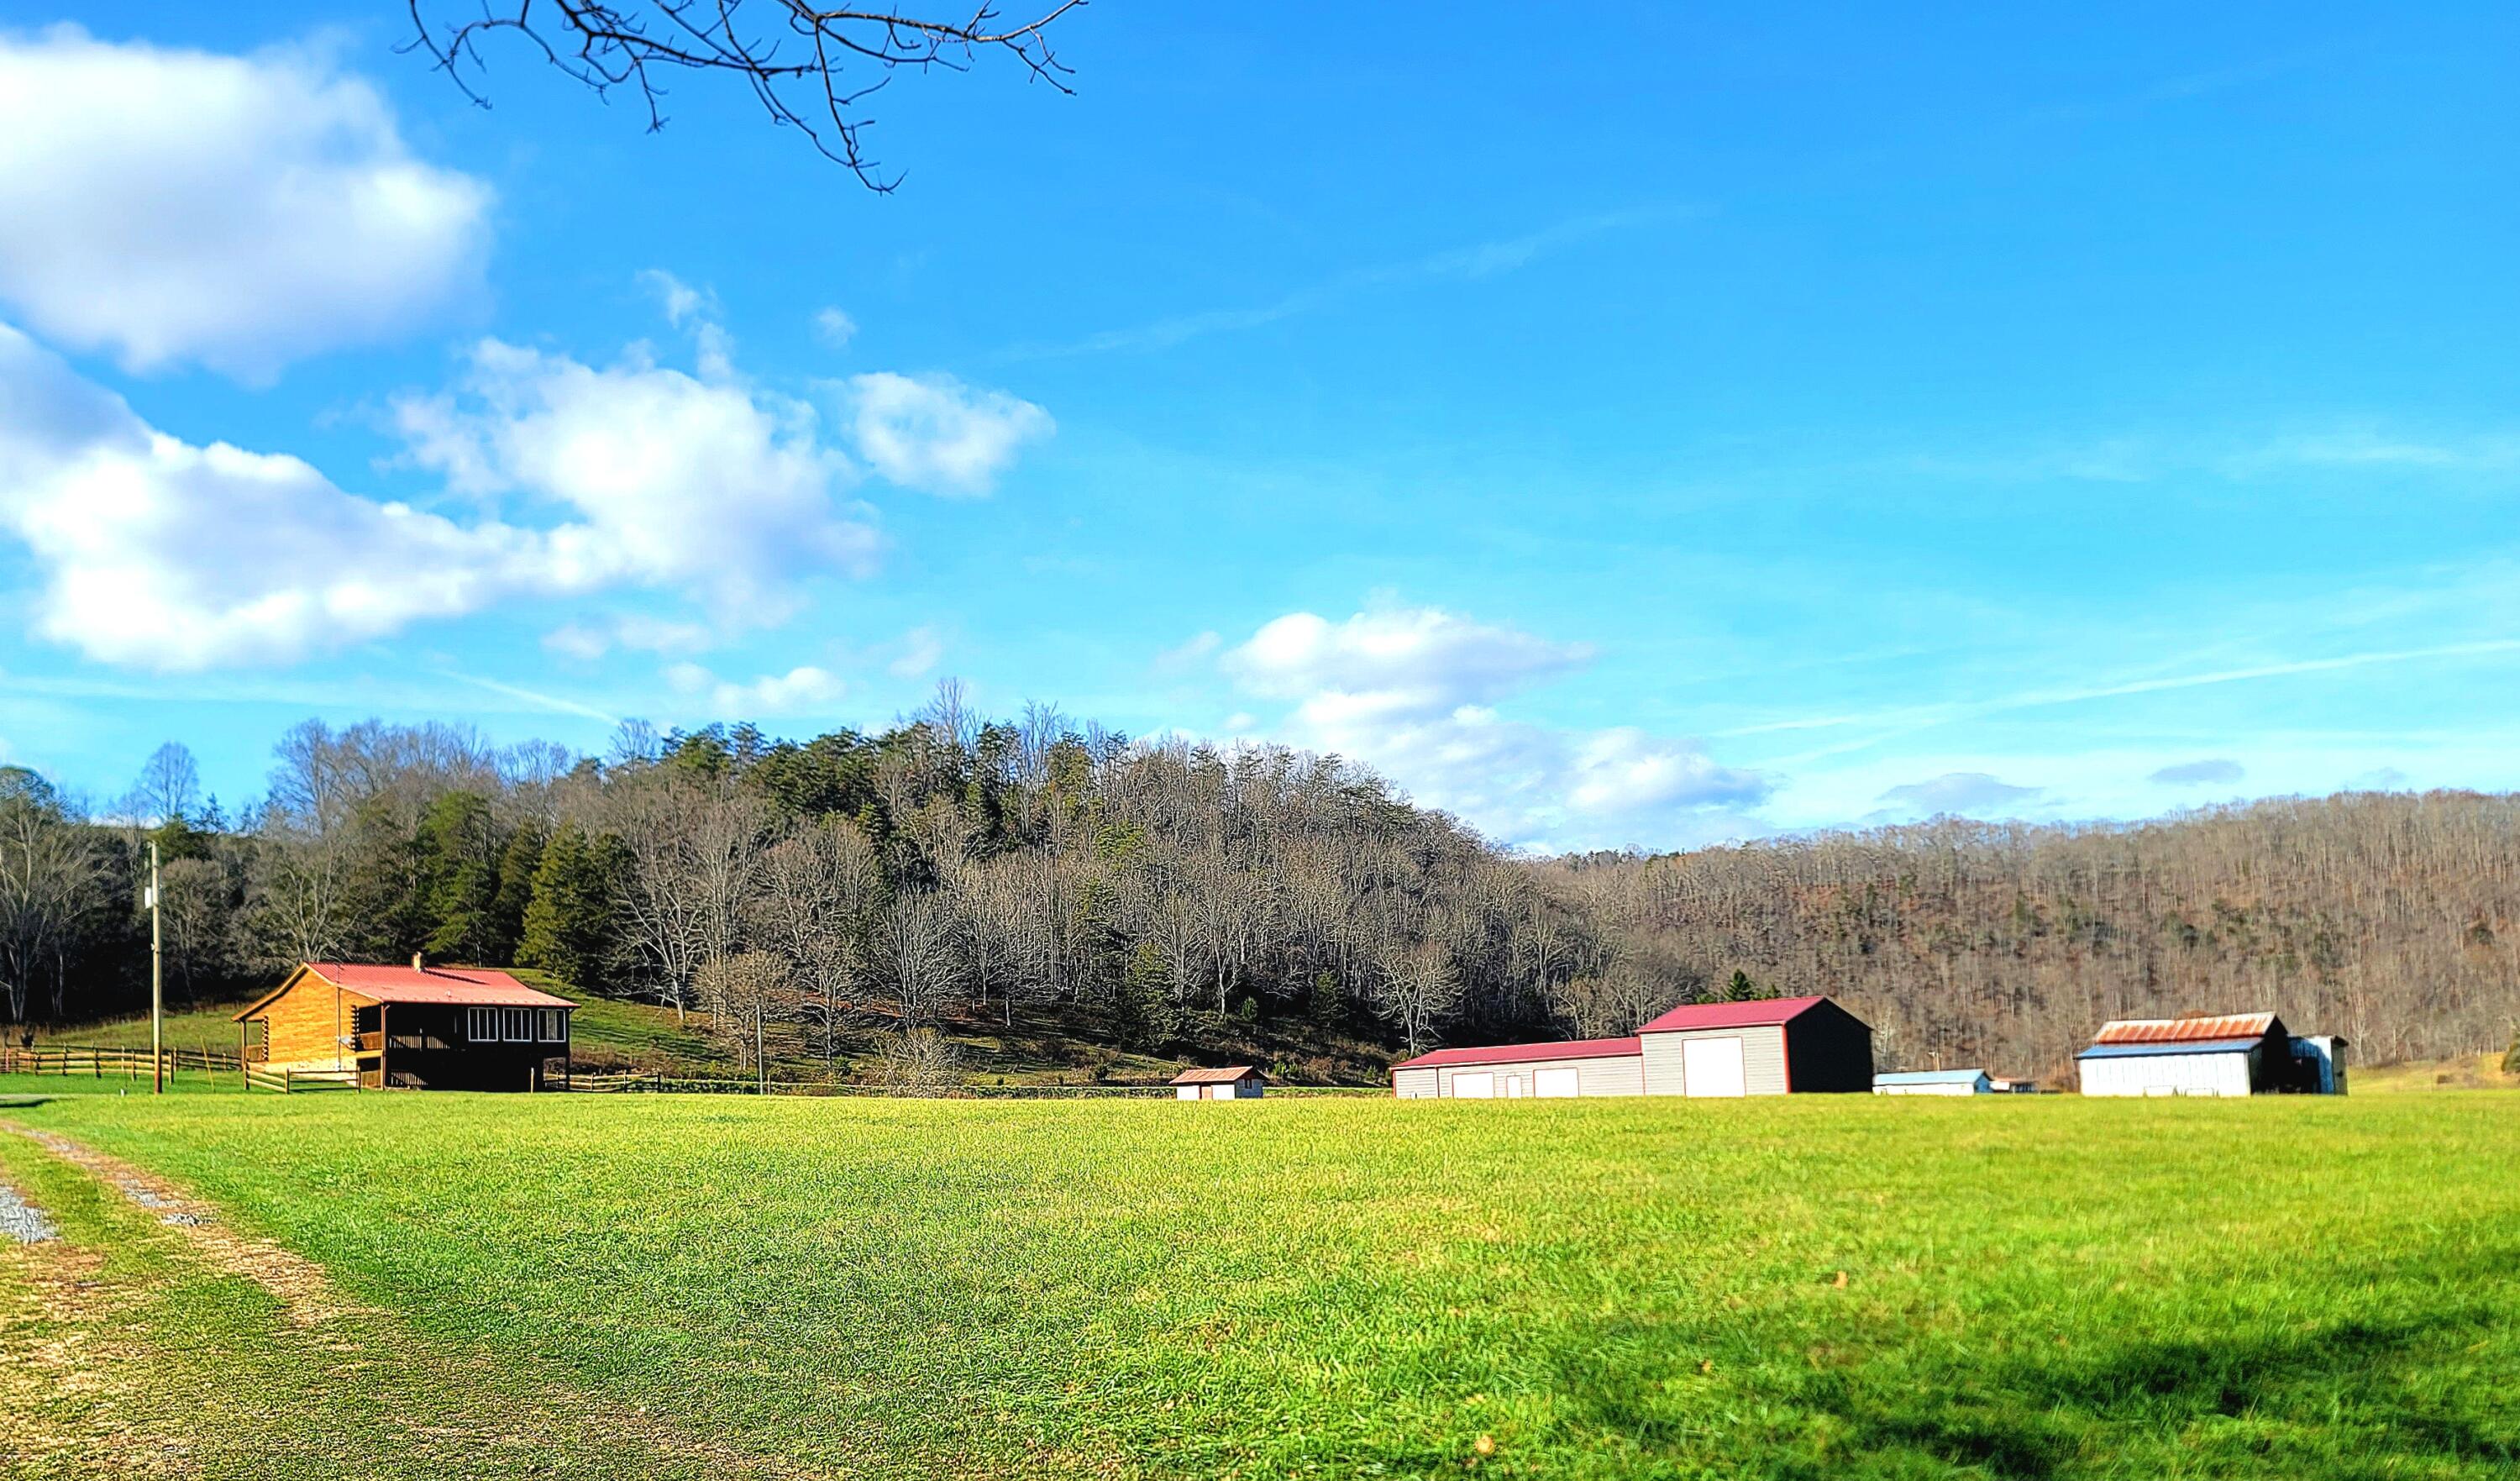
<box><xmin>1171</xmin><ymin>1065</ymin><xmax>1265</xmax><ymax>1100</ymax></box>
<box><xmin>2076</xmin><ymin>1012</ymin><xmax>2349</xmax><ymax>1096</ymax></box>
<box><xmin>1874</xmin><ymin>1068</ymin><xmax>1994</xmax><ymax>1095</ymax></box>
<box><xmin>1390</xmin><ymin>1036</ymin><xmax>1645</xmax><ymax>1100</ymax></box>
<box><xmin>1390</xmin><ymin>995</ymin><xmax>1873</xmax><ymax>1099</ymax></box>
<box><xmin>234</xmin><ymin>960</ymin><xmax>574</xmax><ymax>1091</ymax></box>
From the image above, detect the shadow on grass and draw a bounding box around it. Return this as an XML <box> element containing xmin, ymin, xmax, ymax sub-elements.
<box><xmin>1554</xmin><ymin>1305</ymin><xmax>2517</xmax><ymax>1479</ymax></box>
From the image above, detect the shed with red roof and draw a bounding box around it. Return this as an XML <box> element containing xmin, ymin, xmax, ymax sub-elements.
<box><xmin>233</xmin><ymin>958</ymin><xmax>575</xmax><ymax>1091</ymax></box>
<box><xmin>1390</xmin><ymin>995</ymin><xmax>1872</xmax><ymax>1100</ymax></box>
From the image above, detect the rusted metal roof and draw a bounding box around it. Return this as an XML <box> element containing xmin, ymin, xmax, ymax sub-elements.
<box><xmin>1392</xmin><ymin>1036</ymin><xmax>1643</xmax><ymax>1072</ymax></box>
<box><xmin>2091</xmin><ymin>1013</ymin><xmax>2280</xmax><ymax>1046</ymax></box>
<box><xmin>1637</xmin><ymin>995</ymin><xmax>1833</xmax><ymax>1034</ymax></box>
<box><xmin>1169</xmin><ymin>1065</ymin><xmax>1262</xmax><ymax>1084</ymax></box>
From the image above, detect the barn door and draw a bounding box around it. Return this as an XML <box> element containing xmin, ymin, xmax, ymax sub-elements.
<box><xmin>1533</xmin><ymin>1067</ymin><xmax>1580</xmax><ymax>1098</ymax></box>
<box><xmin>1683</xmin><ymin>1037</ymin><xmax>1747</xmax><ymax>1098</ymax></box>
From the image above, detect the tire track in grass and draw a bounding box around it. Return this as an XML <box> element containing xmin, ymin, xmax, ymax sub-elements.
<box><xmin>8</xmin><ymin>1125</ymin><xmax>362</xmax><ymax>1330</ymax></box>
<box><xmin>2</xmin><ymin>1121</ymin><xmax>852</xmax><ymax>1481</ymax></box>
<box><xmin>0</xmin><ymin>1174</ymin><xmax>197</xmax><ymax>1478</ymax></box>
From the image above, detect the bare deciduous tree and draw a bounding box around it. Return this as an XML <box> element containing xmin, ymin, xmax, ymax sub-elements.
<box><xmin>406</xmin><ymin>1</ymin><xmax>1086</xmax><ymax>187</ymax></box>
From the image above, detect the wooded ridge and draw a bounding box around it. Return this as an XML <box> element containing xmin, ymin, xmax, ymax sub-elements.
<box><xmin>5</xmin><ymin>692</ymin><xmax>2515</xmax><ymax>1080</ymax></box>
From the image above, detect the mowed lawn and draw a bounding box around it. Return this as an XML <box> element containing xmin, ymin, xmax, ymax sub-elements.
<box><xmin>3</xmin><ymin>1095</ymin><xmax>2516</xmax><ymax>1479</ymax></box>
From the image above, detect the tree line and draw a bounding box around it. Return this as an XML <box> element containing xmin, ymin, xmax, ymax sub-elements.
<box><xmin>0</xmin><ymin>688</ymin><xmax>1600</xmax><ymax>1069</ymax></box>
<box><xmin>1543</xmin><ymin>796</ymin><xmax>2520</xmax><ymax>1078</ymax></box>
<box><xmin>6</xmin><ymin>693</ymin><xmax>2517</xmax><ymax>1079</ymax></box>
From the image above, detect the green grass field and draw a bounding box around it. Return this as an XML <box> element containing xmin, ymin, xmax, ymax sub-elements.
<box><xmin>3</xmin><ymin>1093</ymin><xmax>2515</xmax><ymax>1479</ymax></box>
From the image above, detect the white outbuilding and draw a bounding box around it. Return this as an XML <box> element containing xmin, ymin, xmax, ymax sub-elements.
<box><xmin>1171</xmin><ymin>1065</ymin><xmax>1265</xmax><ymax>1100</ymax></box>
<box><xmin>1390</xmin><ymin>996</ymin><xmax>1876</xmax><ymax>1099</ymax></box>
<box><xmin>2075</xmin><ymin>1013</ymin><xmax>2349</xmax><ymax>1096</ymax></box>
<box><xmin>1873</xmin><ymin>1068</ymin><xmax>1994</xmax><ymax>1095</ymax></box>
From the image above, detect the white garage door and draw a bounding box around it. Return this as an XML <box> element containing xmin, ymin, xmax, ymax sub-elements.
<box><xmin>1683</xmin><ymin>1037</ymin><xmax>1747</xmax><ymax>1098</ymax></box>
<box><xmin>1452</xmin><ymin>1071</ymin><xmax>1495</xmax><ymax>1098</ymax></box>
<box><xmin>1533</xmin><ymin>1066</ymin><xmax>1580</xmax><ymax>1098</ymax></box>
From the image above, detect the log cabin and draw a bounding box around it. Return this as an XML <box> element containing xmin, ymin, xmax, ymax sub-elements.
<box><xmin>234</xmin><ymin>959</ymin><xmax>575</xmax><ymax>1090</ymax></box>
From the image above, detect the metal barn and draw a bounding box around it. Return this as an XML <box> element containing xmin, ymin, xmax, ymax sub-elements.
<box><xmin>1873</xmin><ymin>1068</ymin><xmax>1995</xmax><ymax>1095</ymax></box>
<box><xmin>1171</xmin><ymin>1065</ymin><xmax>1265</xmax><ymax>1100</ymax></box>
<box><xmin>1390</xmin><ymin>995</ymin><xmax>1873</xmax><ymax>1099</ymax></box>
<box><xmin>2075</xmin><ymin>1013</ymin><xmax>2349</xmax><ymax>1096</ymax></box>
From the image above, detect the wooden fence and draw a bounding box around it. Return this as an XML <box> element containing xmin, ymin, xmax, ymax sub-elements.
<box><xmin>3</xmin><ymin>1046</ymin><xmax>1384</xmax><ymax>1100</ymax></box>
<box><xmin>554</xmin><ymin>1073</ymin><xmax>1383</xmax><ymax>1100</ymax></box>
<box><xmin>0</xmin><ymin>1045</ymin><xmax>241</xmax><ymax>1081</ymax></box>
<box><xmin>243</xmin><ymin>1065</ymin><xmax>359</xmax><ymax>1094</ymax></box>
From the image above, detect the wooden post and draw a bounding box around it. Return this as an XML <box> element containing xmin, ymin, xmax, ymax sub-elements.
<box><xmin>149</xmin><ymin>840</ymin><xmax>163</xmax><ymax>1095</ymax></box>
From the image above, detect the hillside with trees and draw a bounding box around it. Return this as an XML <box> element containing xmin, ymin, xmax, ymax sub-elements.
<box><xmin>5</xmin><ymin>690</ymin><xmax>2517</xmax><ymax>1082</ymax></box>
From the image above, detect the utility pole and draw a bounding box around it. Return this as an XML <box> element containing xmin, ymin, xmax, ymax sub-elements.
<box><xmin>148</xmin><ymin>840</ymin><xmax>164</xmax><ymax>1095</ymax></box>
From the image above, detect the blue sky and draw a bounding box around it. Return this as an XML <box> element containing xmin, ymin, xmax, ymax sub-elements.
<box><xmin>0</xmin><ymin>3</ymin><xmax>2513</xmax><ymax>849</ymax></box>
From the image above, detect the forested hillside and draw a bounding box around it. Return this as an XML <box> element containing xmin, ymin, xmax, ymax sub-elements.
<box><xmin>5</xmin><ymin>692</ymin><xmax>2516</xmax><ymax>1079</ymax></box>
<box><xmin>1545</xmin><ymin>796</ymin><xmax>2520</xmax><ymax>1077</ymax></box>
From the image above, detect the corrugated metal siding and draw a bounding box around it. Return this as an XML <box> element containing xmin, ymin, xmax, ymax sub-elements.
<box><xmin>1639</xmin><ymin>1025</ymin><xmax>1788</xmax><ymax>1096</ymax></box>
<box><xmin>1393</xmin><ymin>1067</ymin><xmax>1438</xmax><ymax>1099</ymax></box>
<box><xmin>2078</xmin><ymin>1048</ymin><xmax>2256</xmax><ymax>1097</ymax></box>
<box><xmin>1424</xmin><ymin>1053</ymin><xmax>1644</xmax><ymax>1098</ymax></box>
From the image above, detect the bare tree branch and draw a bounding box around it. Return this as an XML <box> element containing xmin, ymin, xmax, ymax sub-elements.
<box><xmin>404</xmin><ymin>1</ymin><xmax>1085</xmax><ymax>188</ymax></box>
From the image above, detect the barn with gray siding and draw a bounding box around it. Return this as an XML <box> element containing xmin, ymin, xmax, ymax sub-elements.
<box><xmin>1391</xmin><ymin>995</ymin><xmax>1873</xmax><ymax>1099</ymax></box>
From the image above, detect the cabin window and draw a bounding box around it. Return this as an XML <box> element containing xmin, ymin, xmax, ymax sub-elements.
<box><xmin>466</xmin><ymin>1006</ymin><xmax>498</xmax><ymax>1042</ymax></box>
<box><xmin>537</xmin><ymin>1009</ymin><xmax>566</xmax><ymax>1042</ymax></box>
<box><xmin>501</xmin><ymin>1007</ymin><xmax>533</xmax><ymax>1042</ymax></box>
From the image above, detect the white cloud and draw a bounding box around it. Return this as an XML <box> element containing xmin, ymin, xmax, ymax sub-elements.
<box><xmin>639</xmin><ymin>270</ymin><xmax>714</xmax><ymax>328</ymax></box>
<box><xmin>814</xmin><ymin>307</ymin><xmax>858</xmax><ymax>348</ymax></box>
<box><xmin>543</xmin><ymin>613</ymin><xmax>717</xmax><ymax>661</ymax></box>
<box><xmin>395</xmin><ymin>336</ymin><xmax>879</xmax><ymax>624</ymax></box>
<box><xmin>1225</xmin><ymin>607</ymin><xmax>1593</xmax><ymax>722</ymax></box>
<box><xmin>1218</xmin><ymin>605</ymin><xmax>1764</xmax><ymax>850</ymax></box>
<box><xmin>0</xmin><ymin>28</ymin><xmax>491</xmax><ymax>379</ymax></box>
<box><xmin>1152</xmin><ymin>629</ymin><xmax>1221</xmax><ymax>676</ymax></box>
<box><xmin>665</xmin><ymin>662</ymin><xmax>846</xmax><ymax>717</ymax></box>
<box><xmin>844</xmin><ymin>371</ymin><xmax>1052</xmax><ymax>496</ymax></box>
<box><xmin>1876</xmin><ymin>771</ymin><xmax>2042</xmax><ymax>816</ymax></box>
<box><xmin>0</xmin><ymin>322</ymin><xmax>542</xmax><ymax>668</ymax></box>
<box><xmin>0</xmin><ymin>318</ymin><xmax>881</xmax><ymax>670</ymax></box>
<box><xmin>2149</xmin><ymin>758</ymin><xmax>2245</xmax><ymax>787</ymax></box>
<box><xmin>887</xmin><ymin>625</ymin><xmax>945</xmax><ymax>679</ymax></box>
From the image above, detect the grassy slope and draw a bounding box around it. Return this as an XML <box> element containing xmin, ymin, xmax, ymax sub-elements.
<box><xmin>4</xmin><ymin>1093</ymin><xmax>2516</xmax><ymax>1479</ymax></box>
<box><xmin>2356</xmin><ymin>1051</ymin><xmax>2518</xmax><ymax>1093</ymax></box>
<box><xmin>30</xmin><ymin>969</ymin><xmax>1399</xmax><ymax>1086</ymax></box>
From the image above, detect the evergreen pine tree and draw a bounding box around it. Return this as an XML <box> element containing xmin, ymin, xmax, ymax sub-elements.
<box><xmin>488</xmin><ymin>822</ymin><xmax>547</xmax><ymax>964</ymax></box>
<box><xmin>517</xmin><ymin>822</ymin><xmax>623</xmax><ymax>992</ymax></box>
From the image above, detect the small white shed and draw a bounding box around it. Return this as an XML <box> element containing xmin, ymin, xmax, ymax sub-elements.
<box><xmin>1873</xmin><ymin>1068</ymin><xmax>1994</xmax><ymax>1095</ymax></box>
<box><xmin>1171</xmin><ymin>1065</ymin><xmax>1265</xmax><ymax>1100</ymax></box>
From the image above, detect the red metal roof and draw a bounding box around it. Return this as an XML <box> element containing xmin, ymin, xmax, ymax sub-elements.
<box><xmin>1393</xmin><ymin>1036</ymin><xmax>1642</xmax><ymax>1072</ymax></box>
<box><xmin>2092</xmin><ymin>1012</ymin><xmax>2280</xmax><ymax>1046</ymax></box>
<box><xmin>1636</xmin><ymin>995</ymin><xmax>1830</xmax><ymax>1033</ymax></box>
<box><xmin>1169</xmin><ymin>1065</ymin><xmax>1262</xmax><ymax>1084</ymax></box>
<box><xmin>301</xmin><ymin>963</ymin><xmax>574</xmax><ymax>1009</ymax></box>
